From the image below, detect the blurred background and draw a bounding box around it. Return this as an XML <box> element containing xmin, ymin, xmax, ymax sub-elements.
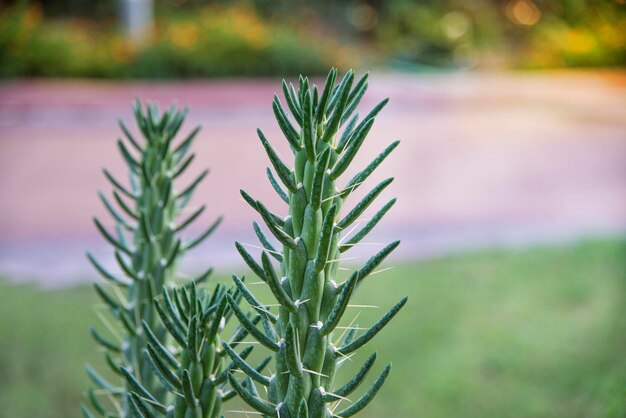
<box><xmin>1</xmin><ymin>0</ymin><xmax>625</xmax><ymax>417</ymax></box>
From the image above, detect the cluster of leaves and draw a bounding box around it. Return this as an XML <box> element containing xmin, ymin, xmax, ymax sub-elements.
<box><xmin>123</xmin><ymin>281</ymin><xmax>271</xmax><ymax>418</ymax></box>
<box><xmin>225</xmin><ymin>68</ymin><xmax>407</xmax><ymax>417</ymax></box>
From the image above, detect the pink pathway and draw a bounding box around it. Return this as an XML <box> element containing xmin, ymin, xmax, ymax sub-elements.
<box><xmin>1</xmin><ymin>72</ymin><xmax>625</xmax><ymax>286</ymax></box>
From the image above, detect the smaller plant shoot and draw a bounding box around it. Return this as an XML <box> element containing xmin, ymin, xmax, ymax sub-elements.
<box><xmin>83</xmin><ymin>101</ymin><xmax>257</xmax><ymax>418</ymax></box>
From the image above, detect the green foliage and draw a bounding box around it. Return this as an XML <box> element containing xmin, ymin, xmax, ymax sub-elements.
<box><xmin>228</xmin><ymin>69</ymin><xmax>407</xmax><ymax>417</ymax></box>
<box><xmin>0</xmin><ymin>4</ymin><xmax>354</xmax><ymax>79</ymax></box>
<box><xmin>1</xmin><ymin>0</ymin><xmax>625</xmax><ymax>77</ymax></box>
<box><xmin>84</xmin><ymin>100</ymin><xmax>229</xmax><ymax>416</ymax></box>
<box><xmin>373</xmin><ymin>0</ymin><xmax>626</xmax><ymax>69</ymax></box>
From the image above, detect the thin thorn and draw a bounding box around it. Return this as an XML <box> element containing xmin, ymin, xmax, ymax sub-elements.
<box><xmin>339</xmin><ymin>242</ymin><xmax>385</xmax><ymax>248</ymax></box>
<box><xmin>136</xmin><ymin>394</ymin><xmax>167</xmax><ymax>410</ymax></box>
<box><xmin>336</xmin><ymin>351</ymin><xmax>356</xmax><ymax>365</ymax></box>
<box><xmin>334</xmin><ymin>312</ymin><xmax>361</xmax><ymax>347</ymax></box>
<box><xmin>251</xmin><ymin>304</ymin><xmax>274</xmax><ymax>316</ymax></box>
<box><xmin>326</xmin><ymin>256</ymin><xmax>358</xmax><ymax>264</ymax></box>
<box><xmin>95</xmin><ymin>311</ymin><xmax>123</xmax><ymax>343</ymax></box>
<box><xmin>321</xmin><ymin>192</ymin><xmax>343</xmax><ymax>204</ymax></box>
<box><xmin>337</xmin><ymin>221</ymin><xmax>362</xmax><ymax>244</ymax></box>
<box><xmin>324</xmin><ymin>392</ymin><xmax>352</xmax><ymax>403</ymax></box>
<box><xmin>241</xmin><ymin>242</ymin><xmax>282</xmax><ymax>257</ymax></box>
<box><xmin>302</xmin><ymin>367</ymin><xmax>328</xmax><ymax>378</ymax></box>
<box><xmin>370</xmin><ymin>266</ymin><xmax>395</xmax><ymax>276</ymax></box>
<box><xmin>335</xmin><ymin>326</ymin><xmax>368</xmax><ymax>330</ymax></box>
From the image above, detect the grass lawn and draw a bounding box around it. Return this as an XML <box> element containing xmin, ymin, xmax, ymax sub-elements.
<box><xmin>1</xmin><ymin>238</ymin><xmax>625</xmax><ymax>417</ymax></box>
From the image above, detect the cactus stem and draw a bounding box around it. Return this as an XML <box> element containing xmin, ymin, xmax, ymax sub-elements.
<box><xmin>87</xmin><ymin>101</ymin><xmax>246</xmax><ymax>418</ymax></box>
<box><xmin>232</xmin><ymin>70</ymin><xmax>405</xmax><ymax>417</ymax></box>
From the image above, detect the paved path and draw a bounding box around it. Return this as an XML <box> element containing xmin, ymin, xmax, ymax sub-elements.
<box><xmin>1</xmin><ymin>72</ymin><xmax>625</xmax><ymax>286</ymax></box>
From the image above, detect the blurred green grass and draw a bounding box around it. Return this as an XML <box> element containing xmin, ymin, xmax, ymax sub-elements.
<box><xmin>1</xmin><ymin>238</ymin><xmax>625</xmax><ymax>417</ymax></box>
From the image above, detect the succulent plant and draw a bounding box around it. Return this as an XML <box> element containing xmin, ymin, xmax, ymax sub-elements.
<box><xmin>226</xmin><ymin>69</ymin><xmax>407</xmax><ymax>418</ymax></box>
<box><xmin>83</xmin><ymin>101</ymin><xmax>224</xmax><ymax>417</ymax></box>
<box><xmin>122</xmin><ymin>280</ymin><xmax>271</xmax><ymax>418</ymax></box>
